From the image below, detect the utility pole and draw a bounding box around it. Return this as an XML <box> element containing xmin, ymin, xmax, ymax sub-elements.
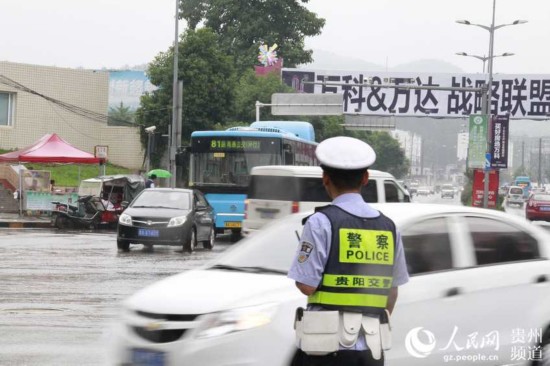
<box><xmin>169</xmin><ymin>0</ymin><xmax>180</xmax><ymax>188</ymax></box>
<box><xmin>539</xmin><ymin>138</ymin><xmax>542</xmax><ymax>186</ymax></box>
<box><xmin>456</xmin><ymin>2</ymin><xmax>527</xmax><ymax>208</ymax></box>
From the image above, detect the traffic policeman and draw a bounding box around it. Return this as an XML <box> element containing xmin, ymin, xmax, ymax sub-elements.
<box><xmin>288</xmin><ymin>136</ymin><xmax>409</xmax><ymax>366</ymax></box>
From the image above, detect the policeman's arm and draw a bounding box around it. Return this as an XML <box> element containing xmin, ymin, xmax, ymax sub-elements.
<box><xmin>387</xmin><ymin>287</ymin><xmax>398</xmax><ymax>314</ymax></box>
<box><xmin>295</xmin><ymin>282</ymin><xmax>317</xmax><ymax>296</ymax></box>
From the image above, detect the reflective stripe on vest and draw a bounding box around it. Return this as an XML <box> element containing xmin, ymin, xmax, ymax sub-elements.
<box><xmin>308</xmin><ymin>291</ymin><xmax>388</xmax><ymax>308</ymax></box>
<box><xmin>322</xmin><ymin>274</ymin><xmax>393</xmax><ymax>289</ymax></box>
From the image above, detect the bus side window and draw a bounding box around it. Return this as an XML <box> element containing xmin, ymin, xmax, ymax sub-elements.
<box><xmin>284</xmin><ymin>144</ymin><xmax>294</xmax><ymax>165</ymax></box>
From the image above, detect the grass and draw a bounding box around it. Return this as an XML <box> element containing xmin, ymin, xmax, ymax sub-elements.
<box><xmin>1</xmin><ymin>148</ymin><xmax>136</xmax><ymax>187</ymax></box>
<box><xmin>28</xmin><ymin>163</ymin><xmax>135</xmax><ymax>188</ymax></box>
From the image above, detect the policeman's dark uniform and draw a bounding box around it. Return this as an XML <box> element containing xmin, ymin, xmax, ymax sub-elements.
<box><xmin>287</xmin><ymin>136</ymin><xmax>409</xmax><ymax>366</ymax></box>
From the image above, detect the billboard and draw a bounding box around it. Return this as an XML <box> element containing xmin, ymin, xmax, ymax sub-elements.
<box><xmin>282</xmin><ymin>68</ymin><xmax>550</xmax><ymax>119</ymax></box>
<box><xmin>467</xmin><ymin>115</ymin><xmax>488</xmax><ymax>169</ymax></box>
<box><xmin>108</xmin><ymin>70</ymin><xmax>156</xmax><ymax>110</ymax></box>
<box><xmin>490</xmin><ymin>115</ymin><xmax>510</xmax><ymax>169</ymax></box>
<box><xmin>472</xmin><ymin>169</ymin><xmax>499</xmax><ymax>208</ymax></box>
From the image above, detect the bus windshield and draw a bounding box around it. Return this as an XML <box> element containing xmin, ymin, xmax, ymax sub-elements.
<box><xmin>513</xmin><ymin>176</ymin><xmax>531</xmax><ymax>197</ymax></box>
<box><xmin>191</xmin><ymin>151</ymin><xmax>281</xmax><ymax>186</ymax></box>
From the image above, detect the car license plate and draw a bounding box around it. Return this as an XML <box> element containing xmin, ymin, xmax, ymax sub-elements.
<box><xmin>540</xmin><ymin>206</ymin><xmax>550</xmax><ymax>211</ymax></box>
<box><xmin>260</xmin><ymin>211</ymin><xmax>276</xmax><ymax>219</ymax></box>
<box><xmin>132</xmin><ymin>349</ymin><xmax>165</xmax><ymax>366</ymax></box>
<box><xmin>138</xmin><ymin>228</ymin><xmax>160</xmax><ymax>237</ymax></box>
<box><xmin>224</xmin><ymin>221</ymin><xmax>241</xmax><ymax>228</ymax></box>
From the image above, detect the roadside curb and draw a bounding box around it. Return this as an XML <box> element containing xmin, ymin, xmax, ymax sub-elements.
<box><xmin>0</xmin><ymin>220</ymin><xmax>52</xmax><ymax>229</ymax></box>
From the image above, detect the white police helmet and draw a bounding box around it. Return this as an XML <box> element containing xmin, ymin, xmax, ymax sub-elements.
<box><xmin>315</xmin><ymin>136</ymin><xmax>376</xmax><ymax>169</ymax></box>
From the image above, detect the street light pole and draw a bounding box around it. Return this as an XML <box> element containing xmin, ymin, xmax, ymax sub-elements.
<box><xmin>455</xmin><ymin>52</ymin><xmax>514</xmax><ymax>73</ymax></box>
<box><xmin>170</xmin><ymin>0</ymin><xmax>180</xmax><ymax>188</ymax></box>
<box><xmin>145</xmin><ymin>125</ymin><xmax>157</xmax><ymax>174</ymax></box>
<box><xmin>456</xmin><ymin>1</ymin><xmax>527</xmax><ymax>208</ymax></box>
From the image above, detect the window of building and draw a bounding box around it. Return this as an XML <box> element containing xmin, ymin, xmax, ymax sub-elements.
<box><xmin>0</xmin><ymin>92</ymin><xmax>15</xmax><ymax>126</ymax></box>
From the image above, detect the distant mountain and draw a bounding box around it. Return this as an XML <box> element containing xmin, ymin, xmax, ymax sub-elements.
<box><xmin>299</xmin><ymin>49</ymin><xmax>385</xmax><ymax>71</ymax></box>
<box><xmin>391</xmin><ymin>59</ymin><xmax>464</xmax><ymax>74</ymax></box>
<box><xmin>300</xmin><ymin>49</ymin><xmax>464</xmax><ymax>74</ymax></box>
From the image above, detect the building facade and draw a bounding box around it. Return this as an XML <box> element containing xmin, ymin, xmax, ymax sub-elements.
<box><xmin>390</xmin><ymin>129</ymin><xmax>422</xmax><ymax>176</ymax></box>
<box><xmin>0</xmin><ymin>61</ymin><xmax>143</xmax><ymax>169</ymax></box>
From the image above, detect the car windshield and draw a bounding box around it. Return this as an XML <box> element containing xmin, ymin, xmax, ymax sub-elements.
<box><xmin>211</xmin><ymin>214</ymin><xmax>305</xmax><ymax>273</ymax></box>
<box><xmin>510</xmin><ymin>188</ymin><xmax>523</xmax><ymax>195</ymax></box>
<box><xmin>132</xmin><ymin>190</ymin><xmax>191</xmax><ymax>210</ymax></box>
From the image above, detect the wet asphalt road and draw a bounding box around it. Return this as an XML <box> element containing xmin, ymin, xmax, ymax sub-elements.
<box><xmin>0</xmin><ymin>229</ymin><xmax>232</xmax><ymax>366</ymax></box>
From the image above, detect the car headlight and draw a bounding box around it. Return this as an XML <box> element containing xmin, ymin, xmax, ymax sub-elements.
<box><xmin>195</xmin><ymin>303</ymin><xmax>279</xmax><ymax>339</ymax></box>
<box><xmin>168</xmin><ymin>216</ymin><xmax>187</xmax><ymax>227</ymax></box>
<box><xmin>119</xmin><ymin>213</ymin><xmax>132</xmax><ymax>226</ymax></box>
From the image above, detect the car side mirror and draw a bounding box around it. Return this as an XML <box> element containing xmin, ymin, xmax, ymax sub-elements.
<box><xmin>121</xmin><ymin>201</ymin><xmax>129</xmax><ymax>209</ymax></box>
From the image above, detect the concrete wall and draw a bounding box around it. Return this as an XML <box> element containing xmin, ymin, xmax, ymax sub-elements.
<box><xmin>0</xmin><ymin>61</ymin><xmax>143</xmax><ymax>169</ymax></box>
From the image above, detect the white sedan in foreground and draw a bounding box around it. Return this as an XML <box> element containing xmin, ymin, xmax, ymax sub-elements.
<box><xmin>109</xmin><ymin>203</ymin><xmax>550</xmax><ymax>366</ymax></box>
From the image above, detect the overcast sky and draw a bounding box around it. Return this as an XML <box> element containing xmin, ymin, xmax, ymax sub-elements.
<box><xmin>1</xmin><ymin>0</ymin><xmax>549</xmax><ymax>74</ymax></box>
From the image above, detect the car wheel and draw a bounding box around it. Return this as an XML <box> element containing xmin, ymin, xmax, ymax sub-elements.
<box><xmin>117</xmin><ymin>239</ymin><xmax>129</xmax><ymax>252</ymax></box>
<box><xmin>203</xmin><ymin>226</ymin><xmax>215</xmax><ymax>250</ymax></box>
<box><xmin>183</xmin><ymin>228</ymin><xmax>197</xmax><ymax>253</ymax></box>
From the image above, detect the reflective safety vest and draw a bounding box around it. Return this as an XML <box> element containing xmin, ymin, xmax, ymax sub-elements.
<box><xmin>307</xmin><ymin>205</ymin><xmax>396</xmax><ymax>314</ymax></box>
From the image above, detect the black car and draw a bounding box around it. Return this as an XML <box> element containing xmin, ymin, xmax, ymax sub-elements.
<box><xmin>117</xmin><ymin>188</ymin><xmax>215</xmax><ymax>253</ymax></box>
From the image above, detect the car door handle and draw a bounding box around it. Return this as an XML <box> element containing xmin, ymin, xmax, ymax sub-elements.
<box><xmin>535</xmin><ymin>275</ymin><xmax>548</xmax><ymax>284</ymax></box>
<box><xmin>445</xmin><ymin>287</ymin><xmax>461</xmax><ymax>297</ymax></box>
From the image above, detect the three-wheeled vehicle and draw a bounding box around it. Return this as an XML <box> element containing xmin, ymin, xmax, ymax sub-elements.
<box><xmin>51</xmin><ymin>174</ymin><xmax>145</xmax><ymax>229</ymax></box>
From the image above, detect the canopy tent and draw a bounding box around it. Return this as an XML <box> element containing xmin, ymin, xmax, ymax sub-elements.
<box><xmin>0</xmin><ymin>133</ymin><xmax>100</xmax><ymax>164</ymax></box>
<box><xmin>0</xmin><ymin>133</ymin><xmax>100</xmax><ymax>215</ymax></box>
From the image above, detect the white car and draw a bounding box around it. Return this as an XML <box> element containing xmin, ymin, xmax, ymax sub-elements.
<box><xmin>109</xmin><ymin>203</ymin><xmax>550</xmax><ymax>366</ymax></box>
<box><xmin>507</xmin><ymin>186</ymin><xmax>526</xmax><ymax>207</ymax></box>
<box><xmin>416</xmin><ymin>186</ymin><xmax>431</xmax><ymax>196</ymax></box>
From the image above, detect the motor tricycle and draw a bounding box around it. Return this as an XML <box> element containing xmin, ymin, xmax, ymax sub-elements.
<box><xmin>51</xmin><ymin>174</ymin><xmax>145</xmax><ymax>229</ymax></box>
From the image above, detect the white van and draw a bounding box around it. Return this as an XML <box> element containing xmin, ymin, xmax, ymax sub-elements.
<box><xmin>242</xmin><ymin>165</ymin><xmax>410</xmax><ymax>237</ymax></box>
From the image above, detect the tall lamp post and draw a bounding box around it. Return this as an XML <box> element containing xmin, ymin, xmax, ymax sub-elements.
<box><xmin>145</xmin><ymin>126</ymin><xmax>157</xmax><ymax>174</ymax></box>
<box><xmin>170</xmin><ymin>0</ymin><xmax>181</xmax><ymax>188</ymax></box>
<box><xmin>456</xmin><ymin>0</ymin><xmax>527</xmax><ymax>208</ymax></box>
<box><xmin>455</xmin><ymin>52</ymin><xmax>514</xmax><ymax>73</ymax></box>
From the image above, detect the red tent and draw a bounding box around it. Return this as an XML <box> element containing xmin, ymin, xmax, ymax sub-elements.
<box><xmin>0</xmin><ymin>133</ymin><xmax>100</xmax><ymax>164</ymax></box>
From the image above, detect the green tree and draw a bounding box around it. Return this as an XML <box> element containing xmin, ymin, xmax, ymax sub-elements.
<box><xmin>135</xmin><ymin>28</ymin><xmax>237</xmax><ymax>166</ymax></box>
<box><xmin>108</xmin><ymin>102</ymin><xmax>135</xmax><ymax>125</ymax></box>
<box><xmin>352</xmin><ymin>131</ymin><xmax>409</xmax><ymax>178</ymax></box>
<box><xmin>309</xmin><ymin>115</ymin><xmax>345</xmax><ymax>141</ymax></box>
<box><xmin>233</xmin><ymin>69</ymin><xmax>294</xmax><ymax>122</ymax></box>
<box><xmin>180</xmin><ymin>0</ymin><xmax>325</xmax><ymax>71</ymax></box>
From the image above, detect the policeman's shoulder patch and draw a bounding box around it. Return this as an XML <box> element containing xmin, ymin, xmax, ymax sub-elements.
<box><xmin>297</xmin><ymin>241</ymin><xmax>314</xmax><ymax>263</ymax></box>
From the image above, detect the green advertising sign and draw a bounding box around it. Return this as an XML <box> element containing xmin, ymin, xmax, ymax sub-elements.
<box><xmin>467</xmin><ymin>115</ymin><xmax>488</xmax><ymax>169</ymax></box>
